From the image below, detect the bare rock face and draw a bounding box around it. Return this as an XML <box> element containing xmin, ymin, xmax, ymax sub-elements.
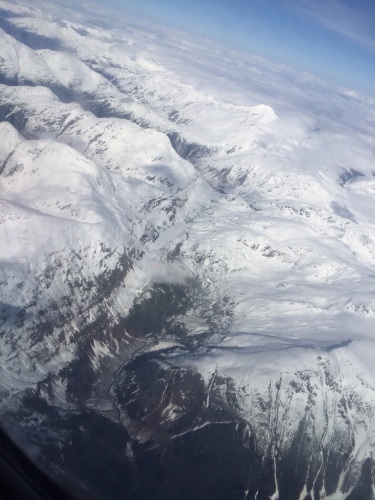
<box><xmin>1</xmin><ymin>1</ymin><xmax>375</xmax><ymax>498</ymax></box>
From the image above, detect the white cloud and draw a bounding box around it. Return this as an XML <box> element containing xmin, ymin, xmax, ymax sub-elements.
<box><xmin>146</xmin><ymin>261</ymin><xmax>191</xmax><ymax>285</ymax></box>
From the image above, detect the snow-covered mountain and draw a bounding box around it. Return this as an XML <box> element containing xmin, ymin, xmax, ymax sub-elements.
<box><xmin>1</xmin><ymin>1</ymin><xmax>375</xmax><ymax>498</ymax></box>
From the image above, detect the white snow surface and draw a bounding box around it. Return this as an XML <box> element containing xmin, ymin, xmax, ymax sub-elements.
<box><xmin>1</xmin><ymin>0</ymin><xmax>375</xmax><ymax>483</ymax></box>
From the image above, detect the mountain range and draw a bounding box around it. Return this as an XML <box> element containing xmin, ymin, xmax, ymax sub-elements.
<box><xmin>1</xmin><ymin>1</ymin><xmax>375</xmax><ymax>498</ymax></box>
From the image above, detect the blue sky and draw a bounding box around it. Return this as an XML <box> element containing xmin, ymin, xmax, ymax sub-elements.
<box><xmin>110</xmin><ymin>0</ymin><xmax>375</xmax><ymax>96</ymax></box>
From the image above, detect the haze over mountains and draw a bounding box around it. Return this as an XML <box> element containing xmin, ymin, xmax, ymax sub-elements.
<box><xmin>0</xmin><ymin>1</ymin><xmax>375</xmax><ymax>498</ymax></box>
